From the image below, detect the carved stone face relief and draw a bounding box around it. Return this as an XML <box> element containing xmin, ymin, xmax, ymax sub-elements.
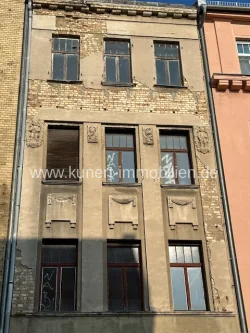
<box><xmin>142</xmin><ymin>127</ymin><xmax>154</xmax><ymax>145</ymax></box>
<box><xmin>87</xmin><ymin>125</ymin><xmax>98</xmax><ymax>143</ymax></box>
<box><xmin>108</xmin><ymin>196</ymin><xmax>138</xmax><ymax>230</ymax></box>
<box><xmin>26</xmin><ymin>118</ymin><xmax>43</xmax><ymax>148</ymax></box>
<box><xmin>195</xmin><ymin>127</ymin><xmax>210</xmax><ymax>154</ymax></box>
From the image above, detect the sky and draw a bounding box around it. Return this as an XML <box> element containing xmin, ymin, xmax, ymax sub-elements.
<box><xmin>143</xmin><ymin>0</ymin><xmax>250</xmax><ymax>6</ymax></box>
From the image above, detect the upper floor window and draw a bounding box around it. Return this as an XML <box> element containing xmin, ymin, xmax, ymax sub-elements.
<box><xmin>169</xmin><ymin>244</ymin><xmax>207</xmax><ymax>311</ymax></box>
<box><xmin>46</xmin><ymin>126</ymin><xmax>79</xmax><ymax>181</ymax></box>
<box><xmin>154</xmin><ymin>42</ymin><xmax>182</xmax><ymax>86</ymax></box>
<box><xmin>237</xmin><ymin>41</ymin><xmax>250</xmax><ymax>75</ymax></box>
<box><xmin>104</xmin><ymin>40</ymin><xmax>132</xmax><ymax>85</ymax></box>
<box><xmin>160</xmin><ymin>132</ymin><xmax>193</xmax><ymax>185</ymax></box>
<box><xmin>52</xmin><ymin>37</ymin><xmax>79</xmax><ymax>81</ymax></box>
<box><xmin>106</xmin><ymin>130</ymin><xmax>136</xmax><ymax>183</ymax></box>
<box><xmin>108</xmin><ymin>243</ymin><xmax>143</xmax><ymax>311</ymax></box>
<box><xmin>40</xmin><ymin>240</ymin><xmax>77</xmax><ymax>312</ymax></box>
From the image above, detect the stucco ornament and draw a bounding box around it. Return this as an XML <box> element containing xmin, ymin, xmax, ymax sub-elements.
<box><xmin>26</xmin><ymin>118</ymin><xmax>43</xmax><ymax>148</ymax></box>
<box><xmin>108</xmin><ymin>196</ymin><xmax>138</xmax><ymax>230</ymax></box>
<box><xmin>194</xmin><ymin>127</ymin><xmax>210</xmax><ymax>154</ymax></box>
<box><xmin>87</xmin><ymin>125</ymin><xmax>98</xmax><ymax>143</ymax></box>
<box><xmin>142</xmin><ymin>127</ymin><xmax>154</xmax><ymax>145</ymax></box>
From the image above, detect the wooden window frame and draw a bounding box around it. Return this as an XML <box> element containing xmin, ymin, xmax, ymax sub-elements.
<box><xmin>160</xmin><ymin>131</ymin><xmax>193</xmax><ymax>185</ymax></box>
<box><xmin>105</xmin><ymin>130</ymin><xmax>137</xmax><ymax>183</ymax></box>
<box><xmin>169</xmin><ymin>243</ymin><xmax>208</xmax><ymax>311</ymax></box>
<box><xmin>51</xmin><ymin>36</ymin><xmax>80</xmax><ymax>82</ymax></box>
<box><xmin>103</xmin><ymin>39</ymin><xmax>132</xmax><ymax>86</ymax></box>
<box><xmin>107</xmin><ymin>242</ymin><xmax>143</xmax><ymax>311</ymax></box>
<box><xmin>154</xmin><ymin>41</ymin><xmax>183</xmax><ymax>87</ymax></box>
<box><xmin>39</xmin><ymin>240</ymin><xmax>77</xmax><ymax>312</ymax></box>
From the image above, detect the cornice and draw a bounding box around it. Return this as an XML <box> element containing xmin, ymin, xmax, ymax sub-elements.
<box><xmin>212</xmin><ymin>73</ymin><xmax>250</xmax><ymax>92</ymax></box>
<box><xmin>206</xmin><ymin>11</ymin><xmax>250</xmax><ymax>22</ymax></box>
<box><xmin>33</xmin><ymin>1</ymin><xmax>197</xmax><ymax>20</ymax></box>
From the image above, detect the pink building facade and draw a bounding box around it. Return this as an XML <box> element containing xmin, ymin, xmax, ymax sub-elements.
<box><xmin>205</xmin><ymin>4</ymin><xmax>250</xmax><ymax>328</ymax></box>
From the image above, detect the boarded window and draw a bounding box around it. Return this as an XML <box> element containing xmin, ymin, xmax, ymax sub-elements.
<box><xmin>46</xmin><ymin>126</ymin><xmax>79</xmax><ymax>181</ymax></box>
<box><xmin>108</xmin><ymin>243</ymin><xmax>143</xmax><ymax>311</ymax></box>
<box><xmin>104</xmin><ymin>40</ymin><xmax>132</xmax><ymax>84</ymax></box>
<box><xmin>169</xmin><ymin>244</ymin><xmax>207</xmax><ymax>311</ymax></box>
<box><xmin>40</xmin><ymin>240</ymin><xmax>77</xmax><ymax>312</ymax></box>
<box><xmin>52</xmin><ymin>37</ymin><xmax>79</xmax><ymax>81</ymax></box>
<box><xmin>154</xmin><ymin>42</ymin><xmax>182</xmax><ymax>86</ymax></box>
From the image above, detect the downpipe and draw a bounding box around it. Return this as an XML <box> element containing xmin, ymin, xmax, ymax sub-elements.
<box><xmin>0</xmin><ymin>1</ymin><xmax>32</xmax><ymax>333</ymax></box>
<box><xmin>197</xmin><ymin>3</ymin><xmax>248</xmax><ymax>333</ymax></box>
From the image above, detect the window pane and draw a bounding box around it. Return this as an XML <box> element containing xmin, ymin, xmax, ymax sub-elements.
<box><xmin>184</xmin><ymin>246</ymin><xmax>192</xmax><ymax>263</ymax></box>
<box><xmin>122</xmin><ymin>151</ymin><xmax>135</xmax><ymax>183</ymax></box>
<box><xmin>41</xmin><ymin>267</ymin><xmax>57</xmax><ymax>312</ymax></box>
<box><xmin>237</xmin><ymin>43</ymin><xmax>243</xmax><ymax>54</ymax></box>
<box><xmin>105</xmin><ymin>41</ymin><xmax>116</xmax><ymax>54</ymax></box>
<box><xmin>66</xmin><ymin>54</ymin><xmax>78</xmax><ymax>81</ymax></box>
<box><xmin>156</xmin><ymin>59</ymin><xmax>168</xmax><ymax>85</ymax></box>
<box><xmin>176</xmin><ymin>246</ymin><xmax>185</xmax><ymax>263</ymax></box>
<box><xmin>106</xmin><ymin>151</ymin><xmax>119</xmax><ymax>182</ymax></box>
<box><xmin>53</xmin><ymin>38</ymin><xmax>60</xmax><ymax>51</ymax></box>
<box><xmin>243</xmin><ymin>44</ymin><xmax>250</xmax><ymax>54</ymax></box>
<box><xmin>119</xmin><ymin>57</ymin><xmax>131</xmax><ymax>83</ymax></box>
<box><xmin>72</xmin><ymin>39</ymin><xmax>79</xmax><ymax>53</ymax></box>
<box><xmin>108</xmin><ymin>247</ymin><xmax>123</xmax><ymax>263</ymax></box>
<box><xmin>166</xmin><ymin>44</ymin><xmax>179</xmax><ymax>58</ymax></box>
<box><xmin>170</xmin><ymin>267</ymin><xmax>188</xmax><ymax>310</ymax></box>
<box><xmin>187</xmin><ymin>268</ymin><xmax>206</xmax><ymax>310</ymax></box>
<box><xmin>106</xmin><ymin>134</ymin><xmax>113</xmax><ymax>147</ymax></box>
<box><xmin>108</xmin><ymin>267</ymin><xmax>123</xmax><ymax>311</ymax></box>
<box><xmin>108</xmin><ymin>247</ymin><xmax>139</xmax><ymax>263</ymax></box>
<box><xmin>169</xmin><ymin>246</ymin><xmax>177</xmax><ymax>263</ymax></box>
<box><xmin>180</xmin><ymin>136</ymin><xmax>187</xmax><ymax>149</ymax></box>
<box><xmin>59</xmin><ymin>38</ymin><xmax>66</xmax><ymax>51</ymax></box>
<box><xmin>126</xmin><ymin>267</ymin><xmax>141</xmax><ymax>311</ymax></box>
<box><xmin>173</xmin><ymin>136</ymin><xmax>180</xmax><ymax>149</ymax></box>
<box><xmin>239</xmin><ymin>56</ymin><xmax>250</xmax><ymax>75</ymax></box>
<box><xmin>191</xmin><ymin>246</ymin><xmax>200</xmax><ymax>263</ymax></box>
<box><xmin>166</xmin><ymin>135</ymin><xmax>174</xmax><ymax>149</ymax></box>
<box><xmin>176</xmin><ymin>152</ymin><xmax>191</xmax><ymax>185</ymax></box>
<box><xmin>52</xmin><ymin>53</ymin><xmax>64</xmax><ymax>80</ymax></box>
<box><xmin>126</xmin><ymin>134</ymin><xmax>134</xmax><ymax>148</ymax></box>
<box><xmin>120</xmin><ymin>135</ymin><xmax>127</xmax><ymax>148</ymax></box>
<box><xmin>106</xmin><ymin>56</ymin><xmax>116</xmax><ymax>82</ymax></box>
<box><xmin>169</xmin><ymin>60</ymin><xmax>182</xmax><ymax>86</ymax></box>
<box><xmin>59</xmin><ymin>245</ymin><xmax>77</xmax><ymax>264</ymax></box>
<box><xmin>161</xmin><ymin>152</ymin><xmax>175</xmax><ymax>185</ymax></box>
<box><xmin>66</xmin><ymin>39</ymin><xmax>72</xmax><ymax>52</ymax></box>
<box><xmin>60</xmin><ymin>268</ymin><xmax>76</xmax><ymax>311</ymax></box>
<box><xmin>160</xmin><ymin>135</ymin><xmax>167</xmax><ymax>149</ymax></box>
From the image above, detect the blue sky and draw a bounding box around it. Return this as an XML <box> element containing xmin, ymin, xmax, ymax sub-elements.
<box><xmin>145</xmin><ymin>0</ymin><xmax>250</xmax><ymax>6</ymax></box>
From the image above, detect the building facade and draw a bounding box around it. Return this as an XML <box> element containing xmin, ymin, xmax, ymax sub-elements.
<box><xmin>9</xmin><ymin>0</ymin><xmax>240</xmax><ymax>332</ymax></box>
<box><xmin>0</xmin><ymin>1</ymin><xmax>25</xmax><ymax>295</ymax></box>
<box><xmin>205</xmin><ymin>2</ymin><xmax>250</xmax><ymax>328</ymax></box>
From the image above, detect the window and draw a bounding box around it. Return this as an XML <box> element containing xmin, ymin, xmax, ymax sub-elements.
<box><xmin>40</xmin><ymin>240</ymin><xmax>77</xmax><ymax>312</ymax></box>
<box><xmin>106</xmin><ymin>131</ymin><xmax>136</xmax><ymax>183</ymax></box>
<box><xmin>160</xmin><ymin>132</ymin><xmax>192</xmax><ymax>185</ymax></box>
<box><xmin>46</xmin><ymin>126</ymin><xmax>79</xmax><ymax>181</ymax></box>
<box><xmin>237</xmin><ymin>41</ymin><xmax>250</xmax><ymax>75</ymax></box>
<box><xmin>104</xmin><ymin>40</ymin><xmax>132</xmax><ymax>84</ymax></box>
<box><xmin>154</xmin><ymin>42</ymin><xmax>182</xmax><ymax>86</ymax></box>
<box><xmin>169</xmin><ymin>244</ymin><xmax>207</xmax><ymax>311</ymax></box>
<box><xmin>52</xmin><ymin>37</ymin><xmax>79</xmax><ymax>81</ymax></box>
<box><xmin>107</xmin><ymin>243</ymin><xmax>143</xmax><ymax>311</ymax></box>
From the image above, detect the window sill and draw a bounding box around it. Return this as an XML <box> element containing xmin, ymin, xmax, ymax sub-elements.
<box><xmin>161</xmin><ymin>184</ymin><xmax>199</xmax><ymax>189</ymax></box>
<box><xmin>42</xmin><ymin>180</ymin><xmax>82</xmax><ymax>185</ymax></box>
<box><xmin>101</xmin><ymin>81</ymin><xmax>135</xmax><ymax>87</ymax></box>
<box><xmin>154</xmin><ymin>84</ymin><xmax>187</xmax><ymax>89</ymax></box>
<box><xmin>102</xmin><ymin>182</ymin><xmax>141</xmax><ymax>187</ymax></box>
<box><xmin>47</xmin><ymin>79</ymin><xmax>83</xmax><ymax>84</ymax></box>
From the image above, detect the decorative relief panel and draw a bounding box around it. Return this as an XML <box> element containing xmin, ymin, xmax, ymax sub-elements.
<box><xmin>108</xmin><ymin>196</ymin><xmax>138</xmax><ymax>230</ymax></box>
<box><xmin>26</xmin><ymin>118</ymin><xmax>44</xmax><ymax>148</ymax></box>
<box><xmin>142</xmin><ymin>127</ymin><xmax>154</xmax><ymax>145</ymax></box>
<box><xmin>46</xmin><ymin>193</ymin><xmax>77</xmax><ymax>228</ymax></box>
<box><xmin>167</xmin><ymin>196</ymin><xmax>198</xmax><ymax>230</ymax></box>
<box><xmin>87</xmin><ymin>125</ymin><xmax>98</xmax><ymax>143</ymax></box>
<box><xmin>194</xmin><ymin>127</ymin><xmax>210</xmax><ymax>154</ymax></box>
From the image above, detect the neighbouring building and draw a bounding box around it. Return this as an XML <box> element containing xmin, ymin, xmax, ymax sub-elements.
<box><xmin>205</xmin><ymin>1</ymin><xmax>250</xmax><ymax>328</ymax></box>
<box><xmin>0</xmin><ymin>1</ymin><xmax>25</xmax><ymax>295</ymax></box>
<box><xmin>8</xmin><ymin>0</ymin><xmax>241</xmax><ymax>332</ymax></box>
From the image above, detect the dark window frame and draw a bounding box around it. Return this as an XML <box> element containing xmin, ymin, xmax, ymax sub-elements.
<box><xmin>104</xmin><ymin>39</ymin><xmax>132</xmax><ymax>86</ymax></box>
<box><xmin>39</xmin><ymin>239</ymin><xmax>77</xmax><ymax>312</ymax></box>
<box><xmin>105</xmin><ymin>129</ymin><xmax>137</xmax><ymax>183</ymax></box>
<box><xmin>107</xmin><ymin>242</ymin><xmax>143</xmax><ymax>311</ymax></box>
<box><xmin>51</xmin><ymin>36</ymin><xmax>80</xmax><ymax>82</ymax></box>
<box><xmin>160</xmin><ymin>130</ymin><xmax>193</xmax><ymax>185</ymax></box>
<box><xmin>169</xmin><ymin>243</ymin><xmax>208</xmax><ymax>311</ymax></box>
<box><xmin>154</xmin><ymin>41</ymin><xmax>183</xmax><ymax>87</ymax></box>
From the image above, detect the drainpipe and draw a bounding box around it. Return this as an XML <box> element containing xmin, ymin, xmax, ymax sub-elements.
<box><xmin>0</xmin><ymin>1</ymin><xmax>32</xmax><ymax>333</ymax></box>
<box><xmin>197</xmin><ymin>3</ymin><xmax>248</xmax><ymax>333</ymax></box>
